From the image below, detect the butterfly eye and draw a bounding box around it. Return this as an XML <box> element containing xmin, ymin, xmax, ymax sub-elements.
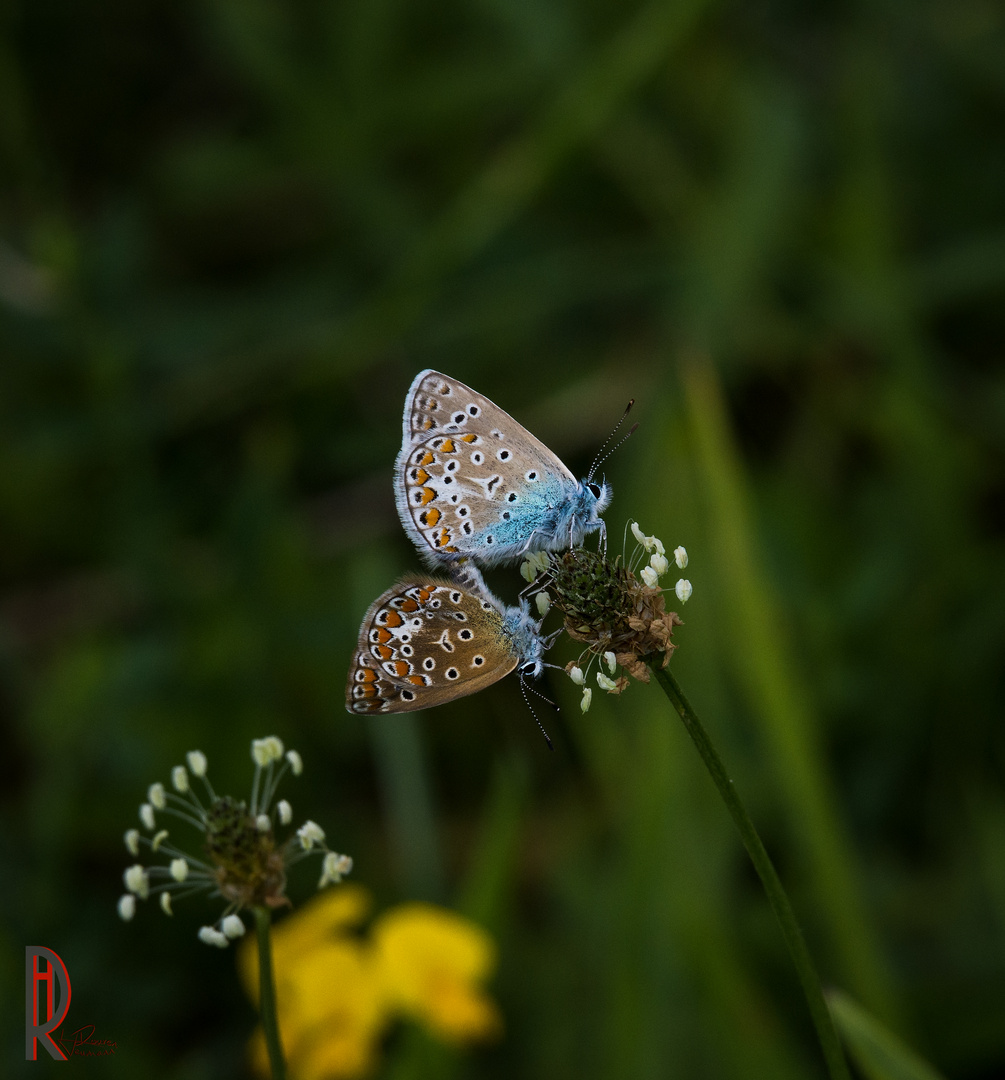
<box><xmin>445</xmin><ymin>667</ymin><xmax>460</xmax><ymax>680</ymax></box>
<box><xmin>588</xmin><ymin>482</ymin><xmax>603</xmax><ymax>499</ymax></box>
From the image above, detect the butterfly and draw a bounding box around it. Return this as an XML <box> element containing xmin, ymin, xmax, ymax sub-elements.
<box><xmin>394</xmin><ymin>370</ymin><xmax>613</xmax><ymax>569</ymax></box>
<box><xmin>346</xmin><ymin>578</ymin><xmax>545</xmax><ymax>715</ymax></box>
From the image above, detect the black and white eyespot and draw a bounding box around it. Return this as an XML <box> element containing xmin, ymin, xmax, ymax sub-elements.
<box><xmin>449</xmin><ymin>591</ymin><xmax>462</xmax><ymax>603</ymax></box>
<box><xmin>471</xmin><ymin>452</ymin><xmax>484</xmax><ymax>465</ymax></box>
<box><xmin>411</xmin><ymin>618</ymin><xmax>422</xmax><ymax>628</ymax></box>
<box><xmin>446</xmin><ymin>667</ymin><xmax>459</xmax><ymax>680</ymax></box>
<box><xmin>446</xmin><ymin>460</ymin><xmax>459</xmax><ymax>472</ymax></box>
<box><xmin>486</xmin><ymin>476</ymin><xmax>501</xmax><ymax>491</ymax></box>
<box><xmin>491</xmin><ymin>429</ymin><xmax>504</xmax><ymax>439</ymax></box>
<box><xmin>485</xmin><ymin>534</ymin><xmax>494</xmax><ymax>544</ymax></box>
<box><xmin>443</xmin><ymin>475</ymin><xmax>453</xmax><ymax>485</ymax></box>
<box><xmin>457</xmin><ymin>506</ymin><xmax>469</xmax><ymax>517</ymax></box>
<box><xmin>401</xmin><ymin>689</ymin><xmax>416</xmax><ymax>702</ymax></box>
<box><xmin>458</xmin><ymin>629</ymin><xmax>473</xmax><ymax>641</ymax></box>
<box><xmin>453</xmin><ymin>412</ymin><xmax>467</xmax><ymax>425</ymax></box>
<box><xmin>472</xmin><ymin>655</ymin><xmax>485</xmax><ymax>667</ymax></box>
<box><xmin>401</xmin><ymin>645</ymin><xmax>414</xmax><ymax>657</ymax></box>
<box><xmin>437</xmin><ymin>382</ymin><xmax>451</xmax><ymax>395</ymax></box>
<box><xmin>412</xmin><ymin>491</ymin><xmax>425</xmax><ymax>504</ymax></box>
<box><xmin>468</xmin><ymin>404</ymin><xmax>480</xmax><ymax>417</ymax></box>
<box><xmin>440</xmin><ymin>639</ymin><xmax>454</xmax><ymax>652</ymax></box>
<box><xmin>502</xmin><ymin>511</ymin><xmax>511</xmax><ymax>520</ymax></box>
<box><xmin>588</xmin><ymin>482</ymin><xmax>602</xmax><ymax>499</ymax></box>
<box><xmin>399</xmin><ymin>632</ymin><xmax>411</xmax><ymax>643</ymax></box>
<box><xmin>462</xmin><ymin>521</ymin><xmax>473</xmax><ymax>534</ymax></box>
<box><xmin>507</xmin><ymin>492</ymin><xmax>519</xmax><ymax>502</ymax></box>
<box><xmin>450</xmin><ymin>494</ymin><xmax>459</xmax><ymax>503</ymax></box>
<box><xmin>525</xmin><ymin>470</ymin><xmax>539</xmax><ymax>482</ymax></box>
<box><xmin>422</xmin><ymin>657</ymin><xmax>436</xmax><ymax>671</ymax></box>
<box><xmin>355</xmin><ymin>668</ymin><xmax>369</xmax><ymax>682</ymax></box>
<box><xmin>429</xmin><ymin>598</ymin><xmax>441</xmax><ymax>608</ymax></box>
<box><xmin>497</xmin><ymin>449</ymin><xmax>511</xmax><ymax>461</ymax></box>
<box><xmin>481</xmin><ymin>600</ymin><xmax>494</xmax><ymax>610</ymax></box>
<box><xmin>454</xmin><ymin>612</ymin><xmax>468</xmax><ymax>621</ymax></box>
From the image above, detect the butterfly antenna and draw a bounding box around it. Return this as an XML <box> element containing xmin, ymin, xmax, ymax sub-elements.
<box><xmin>587</xmin><ymin>400</ymin><xmax>637</xmax><ymax>483</ymax></box>
<box><xmin>520</xmin><ymin>677</ymin><xmax>555</xmax><ymax>751</ymax></box>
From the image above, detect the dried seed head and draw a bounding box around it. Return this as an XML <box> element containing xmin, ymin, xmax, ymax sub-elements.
<box><xmin>546</xmin><ymin>549</ymin><xmax>682</xmax><ymax>687</ymax></box>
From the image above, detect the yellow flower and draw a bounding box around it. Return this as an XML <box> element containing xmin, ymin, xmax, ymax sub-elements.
<box><xmin>241</xmin><ymin>886</ymin><xmax>386</xmax><ymax>1080</ymax></box>
<box><xmin>241</xmin><ymin>887</ymin><xmax>502</xmax><ymax>1078</ymax></box>
<box><xmin>372</xmin><ymin>903</ymin><xmax>502</xmax><ymax>1043</ymax></box>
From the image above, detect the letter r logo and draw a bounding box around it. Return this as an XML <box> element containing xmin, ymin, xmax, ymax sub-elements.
<box><xmin>25</xmin><ymin>947</ymin><xmax>72</xmax><ymax>1060</ymax></box>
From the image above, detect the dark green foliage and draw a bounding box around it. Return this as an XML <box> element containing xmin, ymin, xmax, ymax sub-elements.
<box><xmin>3</xmin><ymin>0</ymin><xmax>1005</xmax><ymax>1077</ymax></box>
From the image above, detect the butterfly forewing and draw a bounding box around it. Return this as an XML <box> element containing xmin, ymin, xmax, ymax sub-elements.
<box><xmin>395</xmin><ymin>370</ymin><xmax>596</xmax><ymax>567</ymax></box>
<box><xmin>346</xmin><ymin>580</ymin><xmax>521</xmax><ymax>714</ymax></box>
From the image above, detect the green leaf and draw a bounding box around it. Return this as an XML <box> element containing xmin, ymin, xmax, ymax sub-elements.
<box><xmin>828</xmin><ymin>990</ymin><xmax>946</xmax><ymax>1080</ymax></box>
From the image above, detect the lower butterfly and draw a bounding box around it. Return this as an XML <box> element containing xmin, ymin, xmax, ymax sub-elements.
<box><xmin>346</xmin><ymin>578</ymin><xmax>545</xmax><ymax>714</ymax></box>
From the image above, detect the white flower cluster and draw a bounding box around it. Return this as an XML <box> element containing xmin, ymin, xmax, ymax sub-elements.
<box><xmin>117</xmin><ymin>737</ymin><xmax>351</xmax><ymax>947</ymax></box>
<box><xmin>631</xmin><ymin>522</ymin><xmax>691</xmax><ymax>603</ymax></box>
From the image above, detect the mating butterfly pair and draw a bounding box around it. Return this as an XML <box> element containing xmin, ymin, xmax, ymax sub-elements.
<box><xmin>346</xmin><ymin>370</ymin><xmax>612</xmax><ymax>715</ymax></box>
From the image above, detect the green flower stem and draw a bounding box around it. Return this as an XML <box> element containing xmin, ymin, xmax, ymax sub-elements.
<box><xmin>253</xmin><ymin>905</ymin><xmax>286</xmax><ymax>1080</ymax></box>
<box><xmin>651</xmin><ymin>664</ymin><xmax>850</xmax><ymax>1080</ymax></box>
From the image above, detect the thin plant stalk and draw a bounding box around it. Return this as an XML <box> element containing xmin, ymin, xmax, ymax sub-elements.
<box><xmin>651</xmin><ymin>664</ymin><xmax>851</xmax><ymax>1080</ymax></box>
<box><xmin>254</xmin><ymin>905</ymin><xmax>286</xmax><ymax>1080</ymax></box>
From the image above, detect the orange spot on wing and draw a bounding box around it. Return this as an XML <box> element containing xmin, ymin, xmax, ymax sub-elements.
<box><xmin>419</xmin><ymin>451</ymin><xmax>435</xmax><ymax>467</ymax></box>
<box><xmin>416</xmin><ymin>588</ymin><xmax>431</xmax><ymax>602</ymax></box>
<box><xmin>398</xmin><ymin>598</ymin><xmax>419</xmax><ymax>612</ymax></box>
<box><xmin>360</xmin><ymin>668</ymin><xmax>378</xmax><ymax>683</ymax></box>
<box><xmin>440</xmin><ymin>438</ymin><xmax>455</xmax><ymax>453</ymax></box>
<box><xmin>413</xmin><ymin>468</ymin><xmax>430</xmax><ymax>485</ymax></box>
<box><xmin>419</xmin><ymin>487</ymin><xmax>437</xmax><ymax>506</ymax></box>
<box><xmin>421</xmin><ymin>418</ymin><xmax>433</xmax><ymax>431</ymax></box>
<box><xmin>384</xmin><ymin>611</ymin><xmax>404</xmax><ymax>628</ymax></box>
<box><xmin>460</xmin><ymin>433</ymin><xmax>477</xmax><ymax>443</ymax></box>
<box><xmin>376</xmin><ymin>644</ymin><xmax>392</xmax><ymax>660</ymax></box>
<box><xmin>392</xmin><ymin>660</ymin><xmax>410</xmax><ymax>677</ymax></box>
<box><xmin>406</xmin><ymin>675</ymin><xmax>427</xmax><ymax>686</ymax></box>
<box><xmin>376</xmin><ymin>628</ymin><xmax>392</xmax><ymax>643</ymax></box>
<box><xmin>361</xmin><ymin>686</ymin><xmax>378</xmax><ymax>698</ymax></box>
<box><xmin>443</xmin><ymin>545</ymin><xmax>459</xmax><ymax>553</ymax></box>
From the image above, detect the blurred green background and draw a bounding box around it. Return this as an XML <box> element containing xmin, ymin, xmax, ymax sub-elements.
<box><xmin>3</xmin><ymin>0</ymin><xmax>1005</xmax><ymax>1077</ymax></box>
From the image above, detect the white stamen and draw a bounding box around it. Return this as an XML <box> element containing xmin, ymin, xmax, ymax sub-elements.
<box><xmin>148</xmin><ymin>783</ymin><xmax>166</xmax><ymax>810</ymax></box>
<box><xmin>278</xmin><ymin>800</ymin><xmax>292</xmax><ymax>825</ymax></box>
<box><xmin>286</xmin><ymin>750</ymin><xmax>303</xmax><ymax>776</ymax></box>
<box><xmin>139</xmin><ymin>803</ymin><xmax>156</xmax><ymax>830</ymax></box>
<box><xmin>170</xmin><ymin>858</ymin><xmax>189</xmax><ymax>882</ymax></box>
<box><xmin>172</xmin><ymin>766</ymin><xmax>189</xmax><ymax>793</ymax></box>
<box><xmin>124</xmin><ymin>829</ymin><xmax>140</xmax><ymax>856</ymax></box>
<box><xmin>222</xmin><ymin>914</ymin><xmax>246</xmax><ymax>939</ymax></box>
<box><xmin>186</xmin><ymin>750</ymin><xmax>207</xmax><ymax>777</ymax></box>
<box><xmin>118</xmin><ymin>894</ymin><xmax>136</xmax><ymax>921</ymax></box>
<box><xmin>160</xmin><ymin>892</ymin><xmax>173</xmax><ymax>916</ymax></box>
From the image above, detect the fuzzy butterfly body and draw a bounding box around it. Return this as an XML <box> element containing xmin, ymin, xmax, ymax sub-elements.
<box><xmin>346</xmin><ymin>578</ymin><xmax>544</xmax><ymax>714</ymax></box>
<box><xmin>394</xmin><ymin>370</ymin><xmax>612</xmax><ymax>568</ymax></box>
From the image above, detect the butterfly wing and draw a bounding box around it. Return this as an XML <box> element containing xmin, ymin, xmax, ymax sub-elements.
<box><xmin>346</xmin><ymin>579</ymin><xmax>520</xmax><ymax>714</ymax></box>
<box><xmin>394</xmin><ymin>370</ymin><xmax>586</xmax><ymax>567</ymax></box>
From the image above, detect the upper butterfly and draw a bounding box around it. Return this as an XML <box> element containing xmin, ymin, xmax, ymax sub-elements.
<box><xmin>394</xmin><ymin>370</ymin><xmax>612</xmax><ymax>568</ymax></box>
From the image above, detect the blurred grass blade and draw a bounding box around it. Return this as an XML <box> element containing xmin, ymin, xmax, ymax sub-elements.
<box><xmin>680</xmin><ymin>357</ymin><xmax>897</xmax><ymax>1021</ymax></box>
<box><xmin>828</xmin><ymin>990</ymin><xmax>946</xmax><ymax>1080</ymax></box>
<box><xmin>332</xmin><ymin>0</ymin><xmax>714</xmax><ymax>368</ymax></box>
